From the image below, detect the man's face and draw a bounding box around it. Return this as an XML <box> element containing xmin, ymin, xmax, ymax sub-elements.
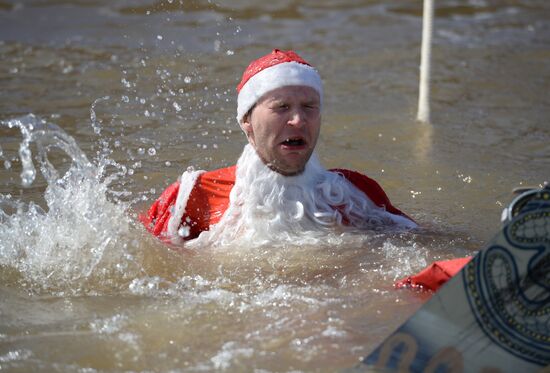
<box><xmin>241</xmin><ymin>85</ymin><xmax>321</xmax><ymax>176</ymax></box>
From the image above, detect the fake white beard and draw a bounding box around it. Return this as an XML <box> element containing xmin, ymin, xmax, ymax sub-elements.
<box><xmin>188</xmin><ymin>144</ymin><xmax>416</xmax><ymax>248</ymax></box>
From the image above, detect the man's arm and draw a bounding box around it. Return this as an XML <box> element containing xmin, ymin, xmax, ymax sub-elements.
<box><xmin>139</xmin><ymin>170</ymin><xmax>205</xmax><ymax>244</ymax></box>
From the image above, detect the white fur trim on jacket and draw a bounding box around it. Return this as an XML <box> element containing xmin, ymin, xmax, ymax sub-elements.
<box><xmin>166</xmin><ymin>169</ymin><xmax>206</xmax><ymax>245</ymax></box>
<box><xmin>236</xmin><ymin>61</ymin><xmax>323</xmax><ymax>123</ymax></box>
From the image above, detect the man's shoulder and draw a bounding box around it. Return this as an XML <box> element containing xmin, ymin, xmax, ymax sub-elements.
<box><xmin>329</xmin><ymin>168</ymin><xmax>382</xmax><ymax>188</ymax></box>
<box><xmin>198</xmin><ymin>165</ymin><xmax>237</xmax><ymax>186</ymax></box>
<box><xmin>329</xmin><ymin>168</ymin><xmax>392</xmax><ymax>208</ymax></box>
<box><xmin>329</xmin><ymin>168</ymin><xmax>413</xmax><ymax>220</ymax></box>
<box><xmin>192</xmin><ymin>165</ymin><xmax>236</xmax><ymax>205</ymax></box>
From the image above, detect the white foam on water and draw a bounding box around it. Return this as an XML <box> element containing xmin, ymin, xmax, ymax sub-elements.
<box><xmin>379</xmin><ymin>240</ymin><xmax>429</xmax><ymax>281</ymax></box>
<box><xmin>90</xmin><ymin>314</ymin><xmax>129</xmax><ymax>335</ymax></box>
<box><xmin>250</xmin><ymin>284</ymin><xmax>330</xmax><ymax>308</ymax></box>
<box><xmin>321</xmin><ymin>325</ymin><xmax>347</xmax><ymax>338</ymax></box>
<box><xmin>0</xmin><ymin>349</ymin><xmax>33</xmax><ymax>363</ymax></box>
<box><xmin>0</xmin><ymin>111</ymin><xmax>432</xmax><ymax>307</ymax></box>
<box><xmin>209</xmin><ymin>341</ymin><xmax>254</xmax><ymax>371</ymax></box>
<box><xmin>0</xmin><ymin>113</ymin><xmax>141</xmax><ymax>294</ymax></box>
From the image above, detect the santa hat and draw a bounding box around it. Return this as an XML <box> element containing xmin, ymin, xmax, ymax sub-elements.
<box><xmin>236</xmin><ymin>49</ymin><xmax>323</xmax><ymax>123</ymax></box>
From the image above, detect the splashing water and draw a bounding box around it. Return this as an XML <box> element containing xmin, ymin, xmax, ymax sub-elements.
<box><xmin>0</xmin><ymin>111</ymin><xmax>437</xmax><ymax>372</ymax></box>
<box><xmin>0</xmin><ymin>110</ymin><xmax>432</xmax><ymax>299</ymax></box>
<box><xmin>0</xmin><ymin>113</ymin><xmax>141</xmax><ymax>294</ymax></box>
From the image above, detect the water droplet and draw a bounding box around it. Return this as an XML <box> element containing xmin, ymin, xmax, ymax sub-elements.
<box><xmin>184</xmin><ymin>76</ymin><xmax>191</xmax><ymax>84</ymax></box>
<box><xmin>409</xmin><ymin>190</ymin><xmax>421</xmax><ymax>198</ymax></box>
<box><xmin>62</xmin><ymin>65</ymin><xmax>73</xmax><ymax>74</ymax></box>
<box><xmin>173</xmin><ymin>102</ymin><xmax>182</xmax><ymax>112</ymax></box>
<box><xmin>147</xmin><ymin>148</ymin><xmax>156</xmax><ymax>156</ymax></box>
<box><xmin>165</xmin><ymin>161</ymin><xmax>171</xmax><ymax>167</ymax></box>
<box><xmin>157</xmin><ymin>35</ymin><xmax>163</xmax><ymax>40</ymax></box>
<box><xmin>121</xmin><ymin>78</ymin><xmax>131</xmax><ymax>88</ymax></box>
<box><xmin>137</xmin><ymin>148</ymin><xmax>145</xmax><ymax>155</ymax></box>
<box><xmin>178</xmin><ymin>226</ymin><xmax>190</xmax><ymax>238</ymax></box>
<box><xmin>4</xmin><ymin>160</ymin><xmax>11</xmax><ymax>169</ymax></box>
<box><xmin>226</xmin><ymin>50</ymin><xmax>234</xmax><ymax>56</ymax></box>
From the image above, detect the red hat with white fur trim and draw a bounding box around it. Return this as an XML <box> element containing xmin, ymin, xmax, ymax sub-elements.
<box><xmin>236</xmin><ymin>49</ymin><xmax>323</xmax><ymax>123</ymax></box>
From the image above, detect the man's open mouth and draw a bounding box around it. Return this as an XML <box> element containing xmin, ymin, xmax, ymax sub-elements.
<box><xmin>281</xmin><ymin>137</ymin><xmax>306</xmax><ymax>147</ymax></box>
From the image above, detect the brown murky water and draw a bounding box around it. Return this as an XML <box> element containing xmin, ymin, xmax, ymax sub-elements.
<box><xmin>1</xmin><ymin>0</ymin><xmax>549</xmax><ymax>371</ymax></box>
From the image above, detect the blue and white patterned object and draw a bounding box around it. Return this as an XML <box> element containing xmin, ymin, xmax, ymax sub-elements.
<box><xmin>359</xmin><ymin>186</ymin><xmax>550</xmax><ymax>372</ymax></box>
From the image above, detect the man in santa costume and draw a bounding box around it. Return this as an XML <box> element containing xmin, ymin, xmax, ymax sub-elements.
<box><xmin>141</xmin><ymin>49</ymin><xmax>417</xmax><ymax>248</ymax></box>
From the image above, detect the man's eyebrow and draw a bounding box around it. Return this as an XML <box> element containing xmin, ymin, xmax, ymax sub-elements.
<box><xmin>266</xmin><ymin>97</ymin><xmax>286</xmax><ymax>104</ymax></box>
<box><xmin>303</xmin><ymin>98</ymin><xmax>320</xmax><ymax>105</ymax></box>
<box><xmin>265</xmin><ymin>94</ymin><xmax>319</xmax><ymax>105</ymax></box>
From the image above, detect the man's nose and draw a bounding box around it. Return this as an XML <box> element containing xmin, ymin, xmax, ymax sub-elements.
<box><xmin>287</xmin><ymin>109</ymin><xmax>305</xmax><ymax>127</ymax></box>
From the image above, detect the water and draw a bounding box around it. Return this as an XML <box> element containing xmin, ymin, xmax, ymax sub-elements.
<box><xmin>1</xmin><ymin>0</ymin><xmax>549</xmax><ymax>371</ymax></box>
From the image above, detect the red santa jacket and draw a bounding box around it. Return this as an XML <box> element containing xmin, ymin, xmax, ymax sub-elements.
<box><xmin>140</xmin><ymin>167</ymin><xmax>469</xmax><ymax>292</ymax></box>
<box><xmin>140</xmin><ymin>166</ymin><xmax>413</xmax><ymax>242</ymax></box>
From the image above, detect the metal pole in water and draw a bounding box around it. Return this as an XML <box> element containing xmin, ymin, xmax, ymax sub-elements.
<box><xmin>417</xmin><ymin>0</ymin><xmax>434</xmax><ymax>124</ymax></box>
